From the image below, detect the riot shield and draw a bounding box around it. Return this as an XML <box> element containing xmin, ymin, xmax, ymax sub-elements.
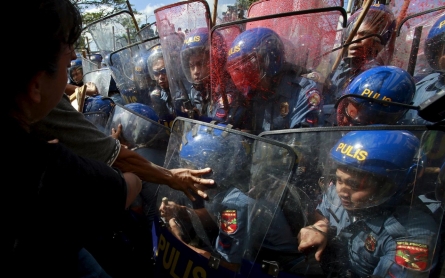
<box><xmin>104</xmin><ymin>104</ymin><xmax>170</xmax><ymax>157</ymax></box>
<box><xmin>82</xmin><ymin>11</ymin><xmax>141</xmax><ymax>54</ymax></box>
<box><xmin>391</xmin><ymin>8</ymin><xmax>445</xmax><ymax>78</ymax></box>
<box><xmin>154</xmin><ymin>0</ymin><xmax>211</xmax><ymax>111</ymax></box>
<box><xmin>106</xmin><ymin>38</ymin><xmax>162</xmax><ymax>106</ymax></box>
<box><xmin>154</xmin><ymin>117</ymin><xmax>299</xmax><ymax>277</ymax></box>
<box><xmin>137</xmin><ymin>22</ymin><xmax>158</xmax><ymax>40</ymax></box>
<box><xmin>81</xmin><ymin>56</ymin><xmax>99</xmax><ymax>74</ymax></box>
<box><xmin>213</xmin><ymin>7</ymin><xmax>344</xmax><ymax>132</ymax></box>
<box><xmin>82</xmin><ymin>68</ymin><xmax>112</xmax><ymax>97</ymax></box>
<box><xmin>84</xmin><ymin>111</ymin><xmax>110</xmax><ymax>133</ymax></box>
<box><xmin>259</xmin><ymin>124</ymin><xmax>445</xmax><ymax>277</ymax></box>
<box><xmin>247</xmin><ymin>0</ymin><xmax>342</xmax><ymax>17</ymax></box>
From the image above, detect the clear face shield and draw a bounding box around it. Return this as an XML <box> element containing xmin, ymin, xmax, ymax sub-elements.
<box><xmin>335</xmin><ymin>96</ymin><xmax>408</xmax><ymax>126</ymax></box>
<box><xmin>226</xmin><ymin>53</ymin><xmax>263</xmax><ymax>98</ymax></box>
<box><xmin>181</xmin><ymin>50</ymin><xmax>211</xmax><ymax>86</ymax></box>
<box><xmin>324</xmin><ymin>164</ymin><xmax>398</xmax><ymax>211</ymax></box>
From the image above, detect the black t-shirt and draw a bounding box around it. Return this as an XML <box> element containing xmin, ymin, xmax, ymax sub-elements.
<box><xmin>6</xmin><ymin>117</ymin><xmax>127</xmax><ymax>276</ymax></box>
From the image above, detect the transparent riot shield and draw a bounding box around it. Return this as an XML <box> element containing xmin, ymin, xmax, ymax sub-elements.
<box><xmin>81</xmin><ymin>56</ymin><xmax>99</xmax><ymax>74</ymax></box>
<box><xmin>137</xmin><ymin>22</ymin><xmax>158</xmax><ymax>40</ymax></box>
<box><xmin>391</xmin><ymin>9</ymin><xmax>445</xmax><ymax>125</ymax></box>
<box><xmin>154</xmin><ymin>117</ymin><xmax>299</xmax><ymax>277</ymax></box>
<box><xmin>391</xmin><ymin>8</ymin><xmax>445</xmax><ymax>78</ymax></box>
<box><xmin>82</xmin><ymin>11</ymin><xmax>141</xmax><ymax>54</ymax></box>
<box><xmin>84</xmin><ymin>111</ymin><xmax>110</xmax><ymax>133</ymax></box>
<box><xmin>259</xmin><ymin>124</ymin><xmax>445</xmax><ymax>277</ymax></box>
<box><xmin>154</xmin><ymin>0</ymin><xmax>211</xmax><ymax>118</ymax></box>
<box><xmin>104</xmin><ymin>104</ymin><xmax>170</xmax><ymax>157</ymax></box>
<box><xmin>213</xmin><ymin>7</ymin><xmax>345</xmax><ymax>133</ymax></box>
<box><xmin>247</xmin><ymin>0</ymin><xmax>342</xmax><ymax>17</ymax></box>
<box><xmin>320</xmin><ymin>3</ymin><xmax>398</xmax><ymax>121</ymax></box>
<box><xmin>106</xmin><ymin>37</ymin><xmax>161</xmax><ymax>106</ymax></box>
<box><xmin>82</xmin><ymin>68</ymin><xmax>112</xmax><ymax>97</ymax></box>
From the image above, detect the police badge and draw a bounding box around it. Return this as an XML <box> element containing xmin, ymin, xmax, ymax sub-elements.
<box><xmin>280</xmin><ymin>102</ymin><xmax>289</xmax><ymax>117</ymax></box>
<box><xmin>365</xmin><ymin>234</ymin><xmax>377</xmax><ymax>252</ymax></box>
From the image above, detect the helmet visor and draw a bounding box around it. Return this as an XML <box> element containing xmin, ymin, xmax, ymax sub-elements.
<box><xmin>227</xmin><ymin>53</ymin><xmax>262</xmax><ymax>98</ymax></box>
<box><xmin>336</xmin><ymin>96</ymin><xmax>407</xmax><ymax>126</ymax></box>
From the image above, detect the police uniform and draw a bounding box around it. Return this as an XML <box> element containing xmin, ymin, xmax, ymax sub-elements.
<box><xmin>317</xmin><ymin>186</ymin><xmax>440</xmax><ymax>277</ymax></box>
<box><xmin>401</xmin><ymin>71</ymin><xmax>445</xmax><ymax>125</ymax></box>
<box><xmin>324</xmin><ymin>58</ymin><xmax>380</xmax><ymax>105</ymax></box>
<box><xmin>205</xmin><ymin>187</ymin><xmax>297</xmax><ymax>264</ymax></box>
<box><xmin>247</xmin><ymin>72</ymin><xmax>321</xmax><ymax>134</ymax></box>
<box><xmin>176</xmin><ymin>85</ymin><xmax>247</xmax><ymax>125</ymax></box>
<box><xmin>150</xmin><ymin>86</ymin><xmax>176</xmax><ymax>126</ymax></box>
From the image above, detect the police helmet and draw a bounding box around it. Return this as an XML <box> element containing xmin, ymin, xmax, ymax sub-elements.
<box><xmin>147</xmin><ymin>44</ymin><xmax>165</xmax><ymax>80</ymax></box>
<box><xmin>179</xmin><ymin>124</ymin><xmax>251</xmax><ymax>190</ymax></box>
<box><xmin>180</xmin><ymin>27</ymin><xmax>210</xmax><ymax>85</ymax></box>
<box><xmin>336</xmin><ymin>66</ymin><xmax>415</xmax><ymax>126</ymax></box>
<box><xmin>344</xmin><ymin>4</ymin><xmax>396</xmax><ymax>64</ymax></box>
<box><xmin>329</xmin><ymin>130</ymin><xmax>420</xmax><ymax>209</ymax></box>
<box><xmin>226</xmin><ymin>27</ymin><xmax>284</xmax><ymax>98</ymax></box>
<box><xmin>424</xmin><ymin>14</ymin><xmax>445</xmax><ymax>71</ymax></box>
<box><xmin>89</xmin><ymin>53</ymin><xmax>103</xmax><ymax>67</ymax></box>
<box><xmin>82</xmin><ymin>95</ymin><xmax>115</xmax><ymax>131</ymax></box>
<box><xmin>124</xmin><ymin>102</ymin><xmax>159</xmax><ymax>122</ymax></box>
<box><xmin>69</xmin><ymin>57</ymin><xmax>83</xmax><ymax>85</ymax></box>
<box><xmin>83</xmin><ymin>95</ymin><xmax>115</xmax><ymax>114</ymax></box>
<box><xmin>346</xmin><ymin>4</ymin><xmax>396</xmax><ymax>47</ymax></box>
<box><xmin>112</xmin><ymin>103</ymin><xmax>164</xmax><ymax>149</ymax></box>
<box><xmin>133</xmin><ymin>50</ymin><xmax>152</xmax><ymax>88</ymax></box>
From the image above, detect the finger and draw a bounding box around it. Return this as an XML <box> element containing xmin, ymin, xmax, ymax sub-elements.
<box><xmin>315</xmin><ymin>247</ymin><xmax>324</xmax><ymax>262</ymax></box>
<box><xmin>195</xmin><ymin>189</ymin><xmax>208</xmax><ymax>199</ymax></box>
<box><xmin>184</xmin><ymin>190</ymin><xmax>196</xmax><ymax>202</ymax></box>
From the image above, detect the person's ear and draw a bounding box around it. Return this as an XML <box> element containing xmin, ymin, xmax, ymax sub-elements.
<box><xmin>28</xmin><ymin>71</ymin><xmax>46</xmax><ymax>104</ymax></box>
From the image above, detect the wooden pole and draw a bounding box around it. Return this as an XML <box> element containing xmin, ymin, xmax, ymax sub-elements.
<box><xmin>126</xmin><ymin>0</ymin><xmax>140</xmax><ymax>32</ymax></box>
<box><xmin>396</xmin><ymin>0</ymin><xmax>411</xmax><ymax>31</ymax></box>
<box><xmin>212</xmin><ymin>0</ymin><xmax>218</xmax><ymax>27</ymax></box>
<box><xmin>331</xmin><ymin>0</ymin><xmax>373</xmax><ymax>72</ymax></box>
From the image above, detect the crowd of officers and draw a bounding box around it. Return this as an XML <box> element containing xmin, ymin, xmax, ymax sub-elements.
<box><xmin>7</xmin><ymin>0</ymin><xmax>444</xmax><ymax>277</ymax></box>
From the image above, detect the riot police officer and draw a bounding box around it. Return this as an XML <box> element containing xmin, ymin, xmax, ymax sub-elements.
<box><xmin>226</xmin><ymin>27</ymin><xmax>322</xmax><ymax>134</ymax></box>
<box><xmin>298</xmin><ymin>130</ymin><xmax>441</xmax><ymax>277</ymax></box>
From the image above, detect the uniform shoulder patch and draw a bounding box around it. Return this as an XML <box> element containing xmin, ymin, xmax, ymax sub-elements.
<box><xmin>395</xmin><ymin>241</ymin><xmax>429</xmax><ymax>270</ymax></box>
<box><xmin>220</xmin><ymin>209</ymin><xmax>237</xmax><ymax>234</ymax></box>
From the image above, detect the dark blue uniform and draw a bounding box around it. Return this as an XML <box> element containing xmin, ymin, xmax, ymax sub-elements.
<box><xmin>401</xmin><ymin>71</ymin><xmax>444</xmax><ymax>125</ymax></box>
<box><xmin>317</xmin><ymin>186</ymin><xmax>440</xmax><ymax>277</ymax></box>
<box><xmin>205</xmin><ymin>187</ymin><xmax>297</xmax><ymax>264</ymax></box>
<box><xmin>323</xmin><ymin>58</ymin><xmax>380</xmax><ymax>105</ymax></box>
<box><xmin>246</xmin><ymin>73</ymin><xmax>321</xmax><ymax>133</ymax></box>
<box><xmin>175</xmin><ymin>85</ymin><xmax>247</xmax><ymax>125</ymax></box>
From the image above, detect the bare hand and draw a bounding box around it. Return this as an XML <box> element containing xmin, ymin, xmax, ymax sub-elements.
<box><xmin>85</xmin><ymin>82</ymin><xmax>98</xmax><ymax>96</ymax></box>
<box><xmin>159</xmin><ymin>200</ymin><xmax>181</xmax><ymax>221</ymax></box>
<box><xmin>169</xmin><ymin>168</ymin><xmax>214</xmax><ymax>201</ymax></box>
<box><xmin>111</xmin><ymin>123</ymin><xmax>122</xmax><ymax>140</ymax></box>
<box><xmin>298</xmin><ymin>222</ymin><xmax>329</xmax><ymax>261</ymax></box>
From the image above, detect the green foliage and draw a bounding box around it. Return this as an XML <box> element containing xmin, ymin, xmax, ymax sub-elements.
<box><xmin>70</xmin><ymin>0</ymin><xmax>139</xmax><ymax>26</ymax></box>
<box><xmin>236</xmin><ymin>0</ymin><xmax>258</xmax><ymax>10</ymax></box>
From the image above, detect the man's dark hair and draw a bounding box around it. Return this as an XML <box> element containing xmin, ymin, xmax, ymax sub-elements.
<box><xmin>7</xmin><ymin>0</ymin><xmax>82</xmax><ymax>99</ymax></box>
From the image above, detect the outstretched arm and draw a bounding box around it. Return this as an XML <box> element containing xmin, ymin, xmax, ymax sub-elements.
<box><xmin>111</xmin><ymin>123</ymin><xmax>214</xmax><ymax>201</ymax></box>
<box><xmin>113</xmin><ymin>146</ymin><xmax>213</xmax><ymax>201</ymax></box>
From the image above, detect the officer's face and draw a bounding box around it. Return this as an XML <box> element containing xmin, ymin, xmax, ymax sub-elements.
<box><xmin>71</xmin><ymin>67</ymin><xmax>83</xmax><ymax>84</ymax></box>
<box><xmin>189</xmin><ymin>53</ymin><xmax>210</xmax><ymax>84</ymax></box>
<box><xmin>347</xmin><ymin>22</ymin><xmax>383</xmax><ymax>60</ymax></box>
<box><xmin>152</xmin><ymin>58</ymin><xmax>169</xmax><ymax>90</ymax></box>
<box><xmin>335</xmin><ymin>168</ymin><xmax>378</xmax><ymax>210</ymax></box>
